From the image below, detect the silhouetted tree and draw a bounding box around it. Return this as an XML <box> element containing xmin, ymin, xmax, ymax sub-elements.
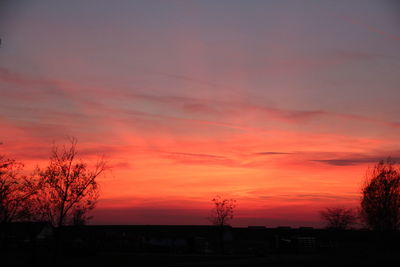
<box><xmin>33</xmin><ymin>138</ymin><xmax>107</xmax><ymax>227</ymax></box>
<box><xmin>320</xmin><ymin>207</ymin><xmax>357</xmax><ymax>230</ymax></box>
<box><xmin>208</xmin><ymin>196</ymin><xmax>236</xmax><ymax>253</ymax></box>
<box><xmin>208</xmin><ymin>196</ymin><xmax>236</xmax><ymax>227</ymax></box>
<box><xmin>0</xmin><ymin>153</ymin><xmax>36</xmax><ymax>223</ymax></box>
<box><xmin>361</xmin><ymin>159</ymin><xmax>400</xmax><ymax>232</ymax></box>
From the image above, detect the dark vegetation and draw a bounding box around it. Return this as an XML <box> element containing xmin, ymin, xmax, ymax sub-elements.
<box><xmin>361</xmin><ymin>159</ymin><xmax>400</xmax><ymax>232</ymax></box>
<box><xmin>0</xmin><ymin>138</ymin><xmax>106</xmax><ymax>226</ymax></box>
<box><xmin>1</xmin><ymin>140</ymin><xmax>400</xmax><ymax>266</ymax></box>
<box><xmin>319</xmin><ymin>207</ymin><xmax>357</xmax><ymax>230</ymax></box>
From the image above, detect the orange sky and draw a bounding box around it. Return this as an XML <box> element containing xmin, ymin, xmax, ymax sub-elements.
<box><xmin>1</xmin><ymin>0</ymin><xmax>400</xmax><ymax>227</ymax></box>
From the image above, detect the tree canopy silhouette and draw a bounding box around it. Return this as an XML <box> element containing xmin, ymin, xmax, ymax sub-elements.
<box><xmin>320</xmin><ymin>207</ymin><xmax>357</xmax><ymax>230</ymax></box>
<box><xmin>33</xmin><ymin>138</ymin><xmax>107</xmax><ymax>227</ymax></box>
<box><xmin>208</xmin><ymin>196</ymin><xmax>236</xmax><ymax>227</ymax></box>
<box><xmin>361</xmin><ymin>158</ymin><xmax>400</xmax><ymax>232</ymax></box>
<box><xmin>0</xmin><ymin>154</ymin><xmax>36</xmax><ymax>223</ymax></box>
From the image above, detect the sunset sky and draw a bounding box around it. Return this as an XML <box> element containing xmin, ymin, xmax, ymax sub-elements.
<box><xmin>1</xmin><ymin>0</ymin><xmax>400</xmax><ymax>227</ymax></box>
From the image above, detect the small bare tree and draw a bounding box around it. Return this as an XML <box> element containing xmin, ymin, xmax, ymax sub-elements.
<box><xmin>0</xmin><ymin>154</ymin><xmax>37</xmax><ymax>223</ymax></box>
<box><xmin>33</xmin><ymin>138</ymin><xmax>107</xmax><ymax>227</ymax></box>
<box><xmin>320</xmin><ymin>207</ymin><xmax>357</xmax><ymax>230</ymax></box>
<box><xmin>208</xmin><ymin>196</ymin><xmax>236</xmax><ymax>227</ymax></box>
<box><xmin>208</xmin><ymin>196</ymin><xmax>236</xmax><ymax>253</ymax></box>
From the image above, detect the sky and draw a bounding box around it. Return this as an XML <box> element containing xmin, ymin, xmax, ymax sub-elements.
<box><xmin>1</xmin><ymin>0</ymin><xmax>400</xmax><ymax>227</ymax></box>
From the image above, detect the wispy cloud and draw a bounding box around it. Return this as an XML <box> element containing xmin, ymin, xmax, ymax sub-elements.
<box><xmin>0</xmin><ymin>67</ymin><xmax>64</xmax><ymax>88</ymax></box>
<box><xmin>254</xmin><ymin>152</ymin><xmax>292</xmax><ymax>156</ymax></box>
<box><xmin>2</xmin><ymin>67</ymin><xmax>400</xmax><ymax>132</ymax></box>
<box><xmin>162</xmin><ymin>151</ymin><xmax>236</xmax><ymax>167</ymax></box>
<box><xmin>167</xmin><ymin>152</ymin><xmax>227</xmax><ymax>159</ymax></box>
<box><xmin>339</xmin><ymin>15</ymin><xmax>400</xmax><ymax>41</ymax></box>
<box><xmin>311</xmin><ymin>151</ymin><xmax>400</xmax><ymax>166</ymax></box>
<box><xmin>257</xmin><ymin>193</ymin><xmax>358</xmax><ymax>202</ymax></box>
<box><xmin>313</xmin><ymin>157</ymin><xmax>400</xmax><ymax>166</ymax></box>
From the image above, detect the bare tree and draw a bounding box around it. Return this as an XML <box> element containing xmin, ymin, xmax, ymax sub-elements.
<box><xmin>208</xmin><ymin>196</ymin><xmax>236</xmax><ymax>253</ymax></box>
<box><xmin>0</xmin><ymin>154</ymin><xmax>36</xmax><ymax>223</ymax></box>
<box><xmin>361</xmin><ymin>158</ymin><xmax>400</xmax><ymax>232</ymax></box>
<box><xmin>320</xmin><ymin>207</ymin><xmax>357</xmax><ymax>230</ymax></box>
<box><xmin>33</xmin><ymin>138</ymin><xmax>107</xmax><ymax>227</ymax></box>
<box><xmin>208</xmin><ymin>196</ymin><xmax>236</xmax><ymax>227</ymax></box>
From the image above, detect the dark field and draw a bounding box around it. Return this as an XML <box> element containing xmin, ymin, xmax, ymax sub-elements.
<box><xmin>3</xmin><ymin>250</ymin><xmax>400</xmax><ymax>267</ymax></box>
<box><xmin>1</xmin><ymin>224</ymin><xmax>400</xmax><ymax>266</ymax></box>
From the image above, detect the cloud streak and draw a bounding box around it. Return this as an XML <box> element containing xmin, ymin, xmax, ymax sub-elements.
<box><xmin>254</xmin><ymin>152</ymin><xmax>292</xmax><ymax>156</ymax></box>
<box><xmin>339</xmin><ymin>15</ymin><xmax>400</xmax><ymax>41</ymax></box>
<box><xmin>311</xmin><ymin>151</ymin><xmax>400</xmax><ymax>166</ymax></box>
<box><xmin>2</xmin><ymin>67</ymin><xmax>400</xmax><ymax>133</ymax></box>
<box><xmin>313</xmin><ymin>157</ymin><xmax>400</xmax><ymax>166</ymax></box>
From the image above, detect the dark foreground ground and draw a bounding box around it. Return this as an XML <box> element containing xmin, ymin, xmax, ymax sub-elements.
<box><xmin>3</xmin><ymin>250</ymin><xmax>400</xmax><ymax>267</ymax></box>
<box><xmin>59</xmin><ymin>251</ymin><xmax>400</xmax><ymax>267</ymax></box>
<box><xmin>2</xmin><ymin>224</ymin><xmax>400</xmax><ymax>266</ymax></box>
